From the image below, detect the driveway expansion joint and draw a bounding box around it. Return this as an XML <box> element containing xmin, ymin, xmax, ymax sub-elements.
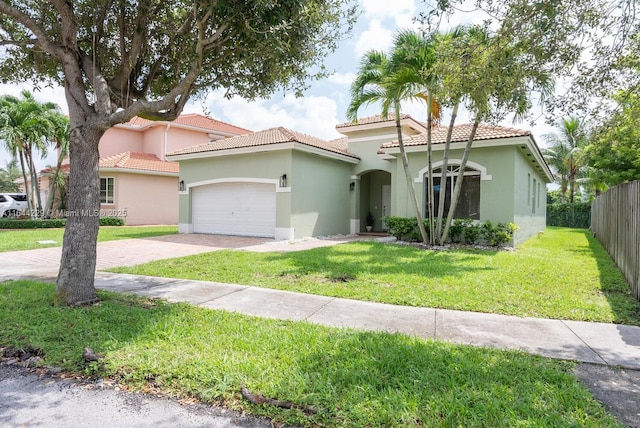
<box><xmin>561</xmin><ymin>320</ymin><xmax>609</xmax><ymax>366</ymax></box>
<box><xmin>305</xmin><ymin>296</ymin><xmax>337</xmax><ymax>321</ymax></box>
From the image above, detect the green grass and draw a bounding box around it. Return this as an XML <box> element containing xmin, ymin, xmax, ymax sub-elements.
<box><xmin>111</xmin><ymin>227</ymin><xmax>640</xmax><ymax>325</ymax></box>
<box><xmin>0</xmin><ymin>225</ymin><xmax>177</xmax><ymax>252</ymax></box>
<box><xmin>0</xmin><ymin>280</ymin><xmax>622</xmax><ymax>427</ymax></box>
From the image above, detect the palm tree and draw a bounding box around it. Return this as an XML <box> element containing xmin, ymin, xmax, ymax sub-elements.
<box><xmin>43</xmin><ymin>114</ymin><xmax>70</xmax><ymax>216</ymax></box>
<box><xmin>347</xmin><ymin>49</ymin><xmax>430</xmax><ymax>244</ymax></box>
<box><xmin>391</xmin><ymin>29</ymin><xmax>440</xmax><ymax>244</ymax></box>
<box><xmin>0</xmin><ymin>159</ymin><xmax>21</xmax><ymax>192</ymax></box>
<box><xmin>543</xmin><ymin>117</ymin><xmax>587</xmax><ymax>203</ymax></box>
<box><xmin>0</xmin><ymin>91</ymin><xmax>63</xmax><ymax>217</ymax></box>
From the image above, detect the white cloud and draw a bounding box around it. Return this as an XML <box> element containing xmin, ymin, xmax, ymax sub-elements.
<box><xmin>205</xmin><ymin>91</ymin><xmax>343</xmax><ymax>140</ymax></box>
<box><xmin>361</xmin><ymin>0</ymin><xmax>416</xmax><ymax>28</ymax></box>
<box><xmin>327</xmin><ymin>72</ymin><xmax>356</xmax><ymax>86</ymax></box>
<box><xmin>355</xmin><ymin>20</ymin><xmax>394</xmax><ymax>57</ymax></box>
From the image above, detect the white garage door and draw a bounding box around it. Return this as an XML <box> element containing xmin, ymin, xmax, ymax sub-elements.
<box><xmin>192</xmin><ymin>182</ymin><xmax>276</xmax><ymax>237</ymax></box>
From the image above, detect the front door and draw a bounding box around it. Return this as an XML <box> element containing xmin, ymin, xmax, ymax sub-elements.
<box><xmin>381</xmin><ymin>185</ymin><xmax>391</xmax><ymax>230</ymax></box>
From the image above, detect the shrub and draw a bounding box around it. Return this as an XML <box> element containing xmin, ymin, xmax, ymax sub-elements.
<box><xmin>463</xmin><ymin>222</ymin><xmax>482</xmax><ymax>244</ymax></box>
<box><xmin>100</xmin><ymin>217</ymin><xmax>125</xmax><ymax>226</ymax></box>
<box><xmin>382</xmin><ymin>216</ymin><xmax>417</xmax><ymax>240</ymax></box>
<box><xmin>0</xmin><ymin>217</ymin><xmax>125</xmax><ymax>229</ymax></box>
<box><xmin>0</xmin><ymin>218</ymin><xmax>66</xmax><ymax>229</ymax></box>
<box><xmin>482</xmin><ymin>221</ymin><xmax>519</xmax><ymax>246</ymax></box>
<box><xmin>449</xmin><ymin>218</ymin><xmax>477</xmax><ymax>244</ymax></box>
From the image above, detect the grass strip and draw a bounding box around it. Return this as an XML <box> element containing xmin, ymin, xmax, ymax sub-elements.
<box><xmin>0</xmin><ymin>225</ymin><xmax>177</xmax><ymax>252</ymax></box>
<box><xmin>0</xmin><ymin>280</ymin><xmax>622</xmax><ymax>427</ymax></box>
<box><xmin>111</xmin><ymin>227</ymin><xmax>640</xmax><ymax>325</ymax></box>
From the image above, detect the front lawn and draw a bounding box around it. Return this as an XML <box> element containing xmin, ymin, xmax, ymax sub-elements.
<box><xmin>0</xmin><ymin>225</ymin><xmax>178</xmax><ymax>252</ymax></box>
<box><xmin>111</xmin><ymin>227</ymin><xmax>640</xmax><ymax>325</ymax></box>
<box><xmin>0</xmin><ymin>280</ymin><xmax>622</xmax><ymax>428</ymax></box>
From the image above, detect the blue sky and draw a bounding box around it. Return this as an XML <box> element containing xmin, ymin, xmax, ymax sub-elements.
<box><xmin>0</xmin><ymin>0</ymin><xmax>556</xmax><ymax>171</ymax></box>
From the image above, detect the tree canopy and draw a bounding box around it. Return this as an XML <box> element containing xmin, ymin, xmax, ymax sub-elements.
<box><xmin>0</xmin><ymin>0</ymin><xmax>357</xmax><ymax>306</ymax></box>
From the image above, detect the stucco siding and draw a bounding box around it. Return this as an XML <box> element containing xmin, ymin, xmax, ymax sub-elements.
<box><xmin>102</xmin><ymin>172</ymin><xmax>178</xmax><ymax>225</ymax></box>
<box><xmin>512</xmin><ymin>148</ymin><xmax>547</xmax><ymax>245</ymax></box>
<box><xmin>290</xmin><ymin>151</ymin><xmax>352</xmax><ymax>237</ymax></box>
<box><xmin>142</xmin><ymin>127</ymin><xmax>165</xmax><ymax>159</ymax></box>
<box><xmin>344</xmin><ymin>125</ymin><xmax>418</xmax><ymax>176</ymax></box>
<box><xmin>165</xmin><ymin>127</ymin><xmax>212</xmax><ymax>157</ymax></box>
<box><xmin>394</xmin><ymin>145</ymin><xmax>517</xmax><ymax>223</ymax></box>
<box><xmin>178</xmin><ymin>151</ymin><xmax>292</xmax><ymax>233</ymax></box>
<box><xmin>99</xmin><ymin>127</ymin><xmax>144</xmax><ymax>158</ymax></box>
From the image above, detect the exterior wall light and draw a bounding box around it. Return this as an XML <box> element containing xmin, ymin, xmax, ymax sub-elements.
<box><xmin>179</xmin><ymin>180</ymin><xmax>185</xmax><ymax>191</ymax></box>
<box><xmin>349</xmin><ymin>182</ymin><xmax>355</xmax><ymax>191</ymax></box>
<box><xmin>280</xmin><ymin>174</ymin><xmax>287</xmax><ymax>188</ymax></box>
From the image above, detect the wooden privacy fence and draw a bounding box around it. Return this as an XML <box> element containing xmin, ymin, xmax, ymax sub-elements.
<box><xmin>591</xmin><ymin>180</ymin><xmax>640</xmax><ymax>301</ymax></box>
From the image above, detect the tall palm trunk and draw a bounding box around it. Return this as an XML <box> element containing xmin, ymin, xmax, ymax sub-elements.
<box><xmin>425</xmin><ymin>90</ymin><xmax>435</xmax><ymax>245</ymax></box>
<box><xmin>394</xmin><ymin>103</ymin><xmax>429</xmax><ymax>244</ymax></box>
<box><xmin>441</xmin><ymin>120</ymin><xmax>480</xmax><ymax>243</ymax></box>
<box><xmin>569</xmin><ymin>169</ymin><xmax>576</xmax><ymax>203</ymax></box>
<box><xmin>17</xmin><ymin>149</ymin><xmax>34</xmax><ymax>218</ymax></box>
<box><xmin>435</xmin><ymin>103</ymin><xmax>459</xmax><ymax>243</ymax></box>
<box><xmin>25</xmin><ymin>146</ymin><xmax>43</xmax><ymax>216</ymax></box>
<box><xmin>44</xmin><ymin>147</ymin><xmax>67</xmax><ymax>217</ymax></box>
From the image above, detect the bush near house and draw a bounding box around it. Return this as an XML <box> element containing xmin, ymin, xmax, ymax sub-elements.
<box><xmin>547</xmin><ymin>202</ymin><xmax>591</xmax><ymax>229</ymax></box>
<box><xmin>0</xmin><ymin>217</ymin><xmax>125</xmax><ymax>229</ymax></box>
<box><xmin>382</xmin><ymin>216</ymin><xmax>518</xmax><ymax>246</ymax></box>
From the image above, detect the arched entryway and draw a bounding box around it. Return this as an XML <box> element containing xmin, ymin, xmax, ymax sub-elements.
<box><xmin>359</xmin><ymin>170</ymin><xmax>391</xmax><ymax>232</ymax></box>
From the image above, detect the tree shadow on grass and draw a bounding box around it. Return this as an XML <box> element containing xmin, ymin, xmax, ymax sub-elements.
<box><xmin>262</xmin><ymin>241</ymin><xmax>497</xmax><ymax>283</ymax></box>
<box><xmin>579</xmin><ymin>229</ymin><xmax>640</xmax><ymax>325</ymax></box>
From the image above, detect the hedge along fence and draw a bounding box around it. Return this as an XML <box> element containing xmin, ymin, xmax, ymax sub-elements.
<box><xmin>0</xmin><ymin>217</ymin><xmax>125</xmax><ymax>229</ymax></box>
<box><xmin>591</xmin><ymin>180</ymin><xmax>640</xmax><ymax>301</ymax></box>
<box><xmin>546</xmin><ymin>202</ymin><xmax>591</xmax><ymax>229</ymax></box>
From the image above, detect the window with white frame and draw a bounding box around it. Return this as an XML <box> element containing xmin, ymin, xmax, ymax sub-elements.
<box><xmin>100</xmin><ymin>177</ymin><xmax>114</xmax><ymax>204</ymax></box>
<box><xmin>427</xmin><ymin>166</ymin><xmax>480</xmax><ymax>220</ymax></box>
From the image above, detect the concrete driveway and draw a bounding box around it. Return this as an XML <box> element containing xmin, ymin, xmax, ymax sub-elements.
<box><xmin>0</xmin><ymin>233</ymin><xmax>365</xmax><ymax>280</ymax></box>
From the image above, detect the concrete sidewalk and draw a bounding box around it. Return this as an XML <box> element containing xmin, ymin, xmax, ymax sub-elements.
<box><xmin>5</xmin><ymin>266</ymin><xmax>639</xmax><ymax>370</ymax></box>
<box><xmin>1</xmin><ymin>234</ymin><xmax>639</xmax><ymax>369</ymax></box>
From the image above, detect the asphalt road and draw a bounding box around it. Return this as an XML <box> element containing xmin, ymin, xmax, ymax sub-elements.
<box><xmin>0</xmin><ymin>364</ymin><xmax>271</xmax><ymax>428</ymax></box>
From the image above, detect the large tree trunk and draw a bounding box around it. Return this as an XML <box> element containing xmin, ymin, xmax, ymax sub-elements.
<box><xmin>55</xmin><ymin>121</ymin><xmax>104</xmax><ymax>306</ymax></box>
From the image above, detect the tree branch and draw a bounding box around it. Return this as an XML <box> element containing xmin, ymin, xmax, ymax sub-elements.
<box><xmin>0</xmin><ymin>1</ymin><xmax>64</xmax><ymax>59</ymax></box>
<box><xmin>0</xmin><ymin>38</ymin><xmax>37</xmax><ymax>46</ymax></box>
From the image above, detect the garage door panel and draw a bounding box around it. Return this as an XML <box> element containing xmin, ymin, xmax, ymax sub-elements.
<box><xmin>192</xmin><ymin>182</ymin><xmax>276</xmax><ymax>237</ymax></box>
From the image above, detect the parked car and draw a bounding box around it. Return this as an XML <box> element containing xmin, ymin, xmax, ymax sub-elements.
<box><xmin>0</xmin><ymin>193</ymin><xmax>28</xmax><ymax>217</ymax></box>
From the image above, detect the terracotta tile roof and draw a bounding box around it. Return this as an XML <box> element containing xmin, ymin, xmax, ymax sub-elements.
<box><xmin>121</xmin><ymin>113</ymin><xmax>251</xmax><ymax>135</ymax></box>
<box><xmin>379</xmin><ymin>123</ymin><xmax>532</xmax><ymax>151</ymax></box>
<box><xmin>336</xmin><ymin>113</ymin><xmax>413</xmax><ymax>128</ymax></box>
<box><xmin>40</xmin><ymin>163</ymin><xmax>70</xmax><ymax>174</ymax></box>
<box><xmin>99</xmin><ymin>152</ymin><xmax>179</xmax><ymax>174</ymax></box>
<box><xmin>167</xmin><ymin>127</ymin><xmax>359</xmax><ymax>159</ymax></box>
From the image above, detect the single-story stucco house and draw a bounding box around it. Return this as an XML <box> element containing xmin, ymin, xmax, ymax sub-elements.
<box><xmin>167</xmin><ymin>114</ymin><xmax>553</xmax><ymax>245</ymax></box>
<box><xmin>40</xmin><ymin>114</ymin><xmax>251</xmax><ymax>225</ymax></box>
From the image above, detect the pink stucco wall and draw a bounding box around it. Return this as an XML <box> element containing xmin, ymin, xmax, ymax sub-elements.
<box><xmin>100</xmin><ymin>124</ymin><xmax>211</xmax><ymax>161</ymax></box>
<box><xmin>165</xmin><ymin>127</ymin><xmax>211</xmax><ymax>155</ymax></box>
<box><xmin>99</xmin><ymin>127</ymin><xmax>144</xmax><ymax>158</ymax></box>
<box><xmin>101</xmin><ymin>172</ymin><xmax>178</xmax><ymax>225</ymax></box>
